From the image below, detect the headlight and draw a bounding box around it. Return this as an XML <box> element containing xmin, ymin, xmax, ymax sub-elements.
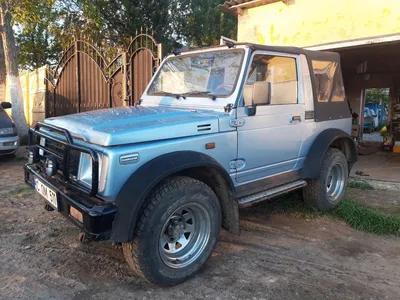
<box><xmin>0</xmin><ymin>127</ymin><xmax>15</xmax><ymax>136</ymax></box>
<box><xmin>77</xmin><ymin>153</ymin><xmax>108</xmax><ymax>192</ymax></box>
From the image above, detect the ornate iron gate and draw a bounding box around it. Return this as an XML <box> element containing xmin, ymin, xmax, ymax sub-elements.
<box><xmin>46</xmin><ymin>31</ymin><xmax>162</xmax><ymax>117</ymax></box>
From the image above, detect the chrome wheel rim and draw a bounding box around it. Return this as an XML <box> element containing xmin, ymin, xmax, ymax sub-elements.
<box><xmin>326</xmin><ymin>163</ymin><xmax>345</xmax><ymax>202</ymax></box>
<box><xmin>159</xmin><ymin>203</ymin><xmax>211</xmax><ymax>269</ymax></box>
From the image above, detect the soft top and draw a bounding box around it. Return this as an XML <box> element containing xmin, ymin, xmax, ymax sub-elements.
<box><xmin>242</xmin><ymin>43</ymin><xmax>340</xmax><ymax>63</ymax></box>
<box><xmin>242</xmin><ymin>43</ymin><xmax>349</xmax><ymax>122</ymax></box>
<box><xmin>177</xmin><ymin>42</ymin><xmax>350</xmax><ymax>122</ymax></box>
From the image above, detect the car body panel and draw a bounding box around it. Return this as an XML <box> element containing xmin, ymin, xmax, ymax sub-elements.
<box><xmin>44</xmin><ymin>106</ymin><xmax>230</xmax><ymax>146</ymax></box>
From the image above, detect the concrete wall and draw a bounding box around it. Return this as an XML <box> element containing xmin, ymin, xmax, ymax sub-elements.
<box><xmin>18</xmin><ymin>66</ymin><xmax>47</xmax><ymax>126</ymax></box>
<box><xmin>238</xmin><ymin>0</ymin><xmax>400</xmax><ymax>47</ymax></box>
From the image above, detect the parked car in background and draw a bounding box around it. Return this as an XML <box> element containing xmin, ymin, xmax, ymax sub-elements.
<box><xmin>363</xmin><ymin>107</ymin><xmax>377</xmax><ymax>133</ymax></box>
<box><xmin>365</xmin><ymin>103</ymin><xmax>388</xmax><ymax>128</ymax></box>
<box><xmin>0</xmin><ymin>102</ymin><xmax>20</xmax><ymax>156</ymax></box>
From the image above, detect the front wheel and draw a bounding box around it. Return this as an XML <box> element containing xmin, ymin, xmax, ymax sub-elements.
<box><xmin>122</xmin><ymin>176</ymin><xmax>221</xmax><ymax>286</ymax></box>
<box><xmin>303</xmin><ymin>148</ymin><xmax>348</xmax><ymax>211</ymax></box>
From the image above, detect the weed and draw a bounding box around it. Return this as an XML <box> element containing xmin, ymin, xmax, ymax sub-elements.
<box><xmin>347</xmin><ymin>180</ymin><xmax>374</xmax><ymax>190</ymax></box>
<box><xmin>254</xmin><ymin>190</ymin><xmax>400</xmax><ymax>236</ymax></box>
<box><xmin>8</xmin><ymin>185</ymin><xmax>32</xmax><ymax>197</ymax></box>
<box><xmin>334</xmin><ymin>198</ymin><xmax>400</xmax><ymax>236</ymax></box>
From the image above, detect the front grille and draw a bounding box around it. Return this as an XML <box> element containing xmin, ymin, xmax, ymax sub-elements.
<box><xmin>34</xmin><ymin>135</ymin><xmax>80</xmax><ymax>179</ymax></box>
<box><xmin>29</xmin><ymin>122</ymin><xmax>99</xmax><ymax>196</ymax></box>
<box><xmin>45</xmin><ymin>139</ymin><xmax>65</xmax><ymax>157</ymax></box>
<box><xmin>0</xmin><ymin>149</ymin><xmax>15</xmax><ymax>155</ymax></box>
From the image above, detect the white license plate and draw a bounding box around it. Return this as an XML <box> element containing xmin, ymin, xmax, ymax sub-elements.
<box><xmin>34</xmin><ymin>178</ymin><xmax>58</xmax><ymax>210</ymax></box>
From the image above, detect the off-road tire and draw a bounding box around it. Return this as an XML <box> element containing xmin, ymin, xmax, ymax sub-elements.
<box><xmin>122</xmin><ymin>176</ymin><xmax>221</xmax><ymax>286</ymax></box>
<box><xmin>303</xmin><ymin>148</ymin><xmax>348</xmax><ymax>211</ymax></box>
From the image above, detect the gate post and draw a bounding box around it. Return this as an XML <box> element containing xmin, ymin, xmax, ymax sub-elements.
<box><xmin>157</xmin><ymin>43</ymin><xmax>163</xmax><ymax>67</ymax></box>
<box><xmin>121</xmin><ymin>52</ymin><xmax>128</xmax><ymax>106</ymax></box>
<box><xmin>75</xmin><ymin>41</ymin><xmax>81</xmax><ymax>113</ymax></box>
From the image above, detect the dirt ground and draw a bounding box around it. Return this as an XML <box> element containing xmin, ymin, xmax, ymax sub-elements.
<box><xmin>1</xmin><ymin>155</ymin><xmax>400</xmax><ymax>300</ymax></box>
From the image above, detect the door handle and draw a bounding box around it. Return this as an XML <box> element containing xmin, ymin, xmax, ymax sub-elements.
<box><xmin>290</xmin><ymin>115</ymin><xmax>301</xmax><ymax>123</ymax></box>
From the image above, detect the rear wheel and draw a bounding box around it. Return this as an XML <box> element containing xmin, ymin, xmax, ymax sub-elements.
<box><xmin>122</xmin><ymin>176</ymin><xmax>221</xmax><ymax>286</ymax></box>
<box><xmin>303</xmin><ymin>148</ymin><xmax>348</xmax><ymax>211</ymax></box>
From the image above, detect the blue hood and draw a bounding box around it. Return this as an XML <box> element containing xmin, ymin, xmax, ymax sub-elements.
<box><xmin>44</xmin><ymin>106</ymin><xmax>223</xmax><ymax>146</ymax></box>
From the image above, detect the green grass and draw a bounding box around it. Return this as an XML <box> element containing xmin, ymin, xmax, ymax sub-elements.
<box><xmin>258</xmin><ymin>191</ymin><xmax>400</xmax><ymax>236</ymax></box>
<box><xmin>347</xmin><ymin>180</ymin><xmax>374</xmax><ymax>190</ymax></box>
<box><xmin>7</xmin><ymin>185</ymin><xmax>32</xmax><ymax>197</ymax></box>
<box><xmin>335</xmin><ymin>198</ymin><xmax>400</xmax><ymax>235</ymax></box>
<box><xmin>257</xmin><ymin>192</ymin><xmax>323</xmax><ymax>218</ymax></box>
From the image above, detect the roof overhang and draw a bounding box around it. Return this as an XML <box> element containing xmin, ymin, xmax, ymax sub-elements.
<box><xmin>219</xmin><ymin>0</ymin><xmax>288</xmax><ymax>16</ymax></box>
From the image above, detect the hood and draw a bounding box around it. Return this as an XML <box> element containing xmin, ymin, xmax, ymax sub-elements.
<box><xmin>0</xmin><ymin>107</ymin><xmax>13</xmax><ymax>128</ymax></box>
<box><xmin>44</xmin><ymin>106</ymin><xmax>224</xmax><ymax>146</ymax></box>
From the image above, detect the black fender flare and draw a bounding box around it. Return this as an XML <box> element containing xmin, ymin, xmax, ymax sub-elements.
<box><xmin>302</xmin><ymin>128</ymin><xmax>358</xmax><ymax>179</ymax></box>
<box><xmin>110</xmin><ymin>151</ymin><xmax>236</xmax><ymax>242</ymax></box>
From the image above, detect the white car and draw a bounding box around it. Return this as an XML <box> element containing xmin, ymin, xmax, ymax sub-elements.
<box><xmin>0</xmin><ymin>102</ymin><xmax>20</xmax><ymax>156</ymax></box>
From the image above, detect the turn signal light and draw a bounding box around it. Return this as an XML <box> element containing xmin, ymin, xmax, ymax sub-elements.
<box><xmin>70</xmin><ymin>206</ymin><xmax>83</xmax><ymax>223</ymax></box>
<box><xmin>205</xmin><ymin>142</ymin><xmax>216</xmax><ymax>149</ymax></box>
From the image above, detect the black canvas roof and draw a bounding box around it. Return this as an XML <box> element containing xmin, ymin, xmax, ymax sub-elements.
<box><xmin>242</xmin><ymin>43</ymin><xmax>350</xmax><ymax>122</ymax></box>
<box><xmin>241</xmin><ymin>43</ymin><xmax>341</xmax><ymax>62</ymax></box>
<box><xmin>178</xmin><ymin>42</ymin><xmax>351</xmax><ymax>122</ymax></box>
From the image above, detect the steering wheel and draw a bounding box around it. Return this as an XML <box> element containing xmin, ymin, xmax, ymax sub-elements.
<box><xmin>216</xmin><ymin>83</ymin><xmax>234</xmax><ymax>90</ymax></box>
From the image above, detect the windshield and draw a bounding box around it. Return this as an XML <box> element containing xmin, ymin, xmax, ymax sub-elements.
<box><xmin>147</xmin><ymin>50</ymin><xmax>244</xmax><ymax>98</ymax></box>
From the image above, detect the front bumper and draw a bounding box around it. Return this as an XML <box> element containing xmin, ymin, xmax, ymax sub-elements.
<box><xmin>0</xmin><ymin>135</ymin><xmax>19</xmax><ymax>155</ymax></box>
<box><xmin>24</xmin><ymin>164</ymin><xmax>117</xmax><ymax>238</ymax></box>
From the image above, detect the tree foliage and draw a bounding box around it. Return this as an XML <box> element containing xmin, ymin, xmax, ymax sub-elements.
<box><xmin>15</xmin><ymin>4</ymin><xmax>60</xmax><ymax>70</ymax></box>
<box><xmin>365</xmin><ymin>88</ymin><xmax>389</xmax><ymax>105</ymax></box>
<box><xmin>179</xmin><ymin>0</ymin><xmax>237</xmax><ymax>47</ymax></box>
<box><xmin>0</xmin><ymin>0</ymin><xmax>55</xmax><ymax>135</ymax></box>
<box><xmin>13</xmin><ymin>0</ymin><xmax>238</xmax><ymax>69</ymax></box>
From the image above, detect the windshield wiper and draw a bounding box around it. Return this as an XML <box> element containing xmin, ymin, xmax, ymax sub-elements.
<box><xmin>181</xmin><ymin>90</ymin><xmax>218</xmax><ymax>101</ymax></box>
<box><xmin>162</xmin><ymin>92</ymin><xmax>186</xmax><ymax>99</ymax></box>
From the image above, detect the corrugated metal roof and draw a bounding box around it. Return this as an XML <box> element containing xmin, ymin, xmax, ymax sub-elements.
<box><xmin>219</xmin><ymin>0</ymin><xmax>287</xmax><ymax>16</ymax></box>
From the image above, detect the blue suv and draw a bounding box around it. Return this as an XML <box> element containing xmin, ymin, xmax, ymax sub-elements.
<box><xmin>24</xmin><ymin>43</ymin><xmax>357</xmax><ymax>285</ymax></box>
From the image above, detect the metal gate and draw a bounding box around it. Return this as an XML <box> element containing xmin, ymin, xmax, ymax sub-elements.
<box><xmin>46</xmin><ymin>31</ymin><xmax>162</xmax><ymax>117</ymax></box>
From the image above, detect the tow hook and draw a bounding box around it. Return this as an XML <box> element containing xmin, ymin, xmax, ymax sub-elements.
<box><xmin>44</xmin><ymin>203</ymin><xmax>54</xmax><ymax>211</ymax></box>
<box><xmin>78</xmin><ymin>231</ymin><xmax>86</xmax><ymax>243</ymax></box>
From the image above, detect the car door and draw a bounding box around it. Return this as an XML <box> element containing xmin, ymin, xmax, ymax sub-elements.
<box><xmin>236</xmin><ymin>51</ymin><xmax>305</xmax><ymax>184</ymax></box>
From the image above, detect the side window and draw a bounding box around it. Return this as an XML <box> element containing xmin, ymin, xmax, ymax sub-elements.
<box><xmin>244</xmin><ymin>54</ymin><xmax>298</xmax><ymax>105</ymax></box>
<box><xmin>312</xmin><ymin>60</ymin><xmax>338</xmax><ymax>102</ymax></box>
<box><xmin>312</xmin><ymin>60</ymin><xmax>345</xmax><ymax>102</ymax></box>
<box><xmin>331</xmin><ymin>68</ymin><xmax>345</xmax><ymax>102</ymax></box>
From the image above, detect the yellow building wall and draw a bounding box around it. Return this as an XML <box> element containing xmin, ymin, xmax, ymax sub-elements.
<box><xmin>238</xmin><ymin>0</ymin><xmax>400</xmax><ymax>47</ymax></box>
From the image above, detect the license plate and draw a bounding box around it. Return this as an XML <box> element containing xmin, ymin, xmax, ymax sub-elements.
<box><xmin>34</xmin><ymin>178</ymin><xmax>58</xmax><ymax>210</ymax></box>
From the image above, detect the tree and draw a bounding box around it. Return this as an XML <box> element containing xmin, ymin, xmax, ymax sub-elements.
<box><xmin>67</xmin><ymin>0</ymin><xmax>185</xmax><ymax>54</ymax></box>
<box><xmin>0</xmin><ymin>0</ymin><xmax>29</xmax><ymax>136</ymax></box>
<box><xmin>365</xmin><ymin>88</ymin><xmax>389</xmax><ymax>105</ymax></box>
<box><xmin>0</xmin><ymin>0</ymin><xmax>54</xmax><ymax>136</ymax></box>
<box><xmin>0</xmin><ymin>38</ymin><xmax>5</xmax><ymax>102</ymax></box>
<box><xmin>15</xmin><ymin>4</ymin><xmax>60</xmax><ymax>71</ymax></box>
<box><xmin>179</xmin><ymin>0</ymin><xmax>237</xmax><ymax>47</ymax></box>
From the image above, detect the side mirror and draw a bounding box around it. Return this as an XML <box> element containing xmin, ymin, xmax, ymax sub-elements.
<box><xmin>1</xmin><ymin>102</ymin><xmax>12</xmax><ymax>109</ymax></box>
